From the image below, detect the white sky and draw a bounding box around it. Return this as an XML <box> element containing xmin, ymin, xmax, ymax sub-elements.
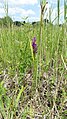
<box><xmin>0</xmin><ymin>0</ymin><xmax>64</xmax><ymax>24</ymax></box>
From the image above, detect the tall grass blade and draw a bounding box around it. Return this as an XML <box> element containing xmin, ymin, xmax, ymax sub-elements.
<box><xmin>29</xmin><ymin>38</ymin><xmax>34</xmax><ymax>61</ymax></box>
<box><xmin>52</xmin><ymin>11</ymin><xmax>63</xmax><ymax>23</ymax></box>
<box><xmin>39</xmin><ymin>0</ymin><xmax>46</xmax><ymax>78</ymax></box>
<box><xmin>15</xmin><ymin>86</ymin><xmax>27</xmax><ymax>108</ymax></box>
<box><xmin>15</xmin><ymin>86</ymin><xmax>24</xmax><ymax>107</ymax></box>
<box><xmin>61</xmin><ymin>54</ymin><xmax>67</xmax><ymax>70</ymax></box>
<box><xmin>4</xmin><ymin>0</ymin><xmax>8</xmax><ymax>17</ymax></box>
<box><xmin>57</xmin><ymin>0</ymin><xmax>60</xmax><ymax>25</ymax></box>
<box><xmin>64</xmin><ymin>0</ymin><xmax>67</xmax><ymax>22</ymax></box>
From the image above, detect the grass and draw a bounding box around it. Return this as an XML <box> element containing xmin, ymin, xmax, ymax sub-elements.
<box><xmin>0</xmin><ymin>0</ymin><xmax>67</xmax><ymax>119</ymax></box>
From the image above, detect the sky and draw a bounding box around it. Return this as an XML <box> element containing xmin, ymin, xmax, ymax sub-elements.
<box><xmin>0</xmin><ymin>0</ymin><xmax>65</xmax><ymax>24</ymax></box>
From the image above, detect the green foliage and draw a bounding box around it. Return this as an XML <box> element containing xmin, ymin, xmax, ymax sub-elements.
<box><xmin>0</xmin><ymin>81</ymin><xmax>11</xmax><ymax>119</ymax></box>
<box><xmin>0</xmin><ymin>1</ymin><xmax>66</xmax><ymax>118</ymax></box>
<box><xmin>0</xmin><ymin>16</ymin><xmax>13</xmax><ymax>27</ymax></box>
<box><xmin>0</xmin><ymin>22</ymin><xmax>66</xmax><ymax>119</ymax></box>
<box><xmin>40</xmin><ymin>0</ymin><xmax>46</xmax><ymax>5</ymax></box>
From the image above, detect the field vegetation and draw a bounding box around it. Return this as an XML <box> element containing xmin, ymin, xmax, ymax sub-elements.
<box><xmin>0</xmin><ymin>0</ymin><xmax>67</xmax><ymax>119</ymax></box>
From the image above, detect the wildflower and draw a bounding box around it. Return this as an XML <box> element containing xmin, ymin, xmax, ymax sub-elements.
<box><xmin>32</xmin><ymin>37</ymin><xmax>37</xmax><ymax>55</ymax></box>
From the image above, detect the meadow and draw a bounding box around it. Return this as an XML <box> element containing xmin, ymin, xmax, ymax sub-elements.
<box><xmin>0</xmin><ymin>1</ymin><xmax>67</xmax><ymax>119</ymax></box>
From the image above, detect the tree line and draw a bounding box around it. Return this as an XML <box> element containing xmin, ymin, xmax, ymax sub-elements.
<box><xmin>0</xmin><ymin>15</ymin><xmax>52</xmax><ymax>27</ymax></box>
<box><xmin>0</xmin><ymin>16</ymin><xmax>26</xmax><ymax>27</ymax></box>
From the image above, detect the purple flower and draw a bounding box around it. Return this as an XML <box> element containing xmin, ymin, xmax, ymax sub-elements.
<box><xmin>32</xmin><ymin>37</ymin><xmax>36</xmax><ymax>42</ymax></box>
<box><xmin>32</xmin><ymin>37</ymin><xmax>37</xmax><ymax>54</ymax></box>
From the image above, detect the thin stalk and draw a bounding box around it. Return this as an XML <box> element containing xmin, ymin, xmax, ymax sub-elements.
<box><xmin>64</xmin><ymin>0</ymin><xmax>67</xmax><ymax>22</ymax></box>
<box><xmin>4</xmin><ymin>0</ymin><xmax>8</xmax><ymax>17</ymax></box>
<box><xmin>39</xmin><ymin>0</ymin><xmax>46</xmax><ymax>78</ymax></box>
<box><xmin>39</xmin><ymin>4</ymin><xmax>43</xmax><ymax>77</ymax></box>
<box><xmin>52</xmin><ymin>11</ymin><xmax>63</xmax><ymax>23</ymax></box>
<box><xmin>57</xmin><ymin>0</ymin><xmax>60</xmax><ymax>25</ymax></box>
<box><xmin>49</xmin><ymin>7</ymin><xmax>52</xmax><ymax>23</ymax></box>
<box><xmin>61</xmin><ymin>54</ymin><xmax>67</xmax><ymax>70</ymax></box>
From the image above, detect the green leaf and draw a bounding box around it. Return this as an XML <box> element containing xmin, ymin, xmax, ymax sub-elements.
<box><xmin>15</xmin><ymin>86</ymin><xmax>26</xmax><ymax>108</ymax></box>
